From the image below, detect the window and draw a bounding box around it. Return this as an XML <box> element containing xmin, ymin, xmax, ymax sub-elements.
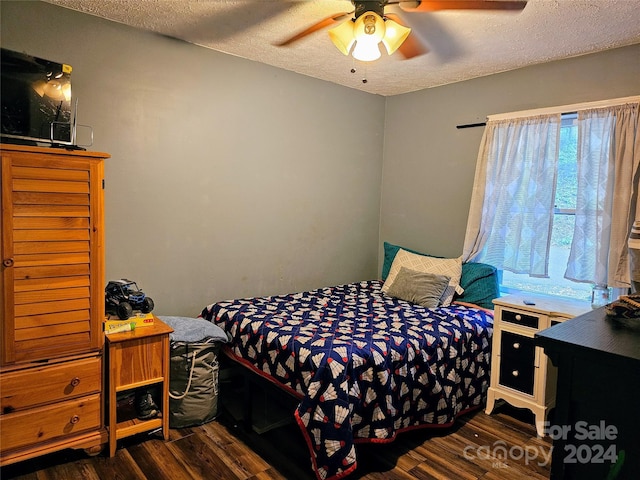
<box><xmin>500</xmin><ymin>114</ymin><xmax>592</xmax><ymax>301</ymax></box>
<box><xmin>463</xmin><ymin>99</ymin><xmax>639</xmax><ymax>301</ymax></box>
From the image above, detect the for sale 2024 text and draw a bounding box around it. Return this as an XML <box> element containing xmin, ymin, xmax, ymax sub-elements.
<box><xmin>545</xmin><ymin>421</ymin><xmax>619</xmax><ymax>465</ymax></box>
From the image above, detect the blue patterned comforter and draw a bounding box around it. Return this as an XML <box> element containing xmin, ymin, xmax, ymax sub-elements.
<box><xmin>200</xmin><ymin>280</ymin><xmax>493</xmax><ymax>480</ymax></box>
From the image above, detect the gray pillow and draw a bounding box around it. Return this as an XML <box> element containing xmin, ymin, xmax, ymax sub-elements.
<box><xmin>385</xmin><ymin>267</ymin><xmax>451</xmax><ymax>308</ymax></box>
<box><xmin>158</xmin><ymin>316</ymin><xmax>229</xmax><ymax>343</ymax></box>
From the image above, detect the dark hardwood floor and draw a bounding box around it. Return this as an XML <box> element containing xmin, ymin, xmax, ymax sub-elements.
<box><xmin>2</xmin><ymin>400</ymin><xmax>551</xmax><ymax>480</ymax></box>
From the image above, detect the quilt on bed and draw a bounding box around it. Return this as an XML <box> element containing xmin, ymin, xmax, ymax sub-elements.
<box><xmin>200</xmin><ymin>280</ymin><xmax>493</xmax><ymax>480</ymax></box>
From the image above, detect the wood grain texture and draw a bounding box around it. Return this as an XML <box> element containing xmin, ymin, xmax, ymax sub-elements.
<box><xmin>13</xmin><ymin>191</ymin><xmax>89</xmax><ymax>206</ymax></box>
<box><xmin>106</xmin><ymin>318</ymin><xmax>173</xmax><ymax>457</ymax></box>
<box><xmin>1</xmin><ymin>145</ymin><xmax>108</xmax><ymax>468</ymax></box>
<box><xmin>0</xmin><ymin>394</ymin><xmax>102</xmax><ymax>451</ymax></box>
<box><xmin>13</xmin><ymin>242</ymin><xmax>90</xmax><ymax>256</ymax></box>
<box><xmin>2</xmin><ymin>404</ymin><xmax>550</xmax><ymax>480</ymax></box>
<box><xmin>1</xmin><ymin>356</ymin><xmax>101</xmax><ymax>412</ymax></box>
<box><xmin>1</xmin><ymin>144</ymin><xmax>107</xmax><ymax>366</ymax></box>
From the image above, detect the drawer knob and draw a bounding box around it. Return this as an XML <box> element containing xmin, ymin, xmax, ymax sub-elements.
<box><xmin>70</xmin><ymin>415</ymin><xmax>80</xmax><ymax>425</ymax></box>
<box><xmin>515</xmin><ymin>314</ymin><xmax>522</xmax><ymax>321</ymax></box>
<box><xmin>70</xmin><ymin>377</ymin><xmax>81</xmax><ymax>387</ymax></box>
<box><xmin>2</xmin><ymin>258</ymin><xmax>13</xmax><ymax>267</ymax></box>
<box><xmin>512</xmin><ymin>370</ymin><xmax>519</xmax><ymax>377</ymax></box>
<box><xmin>513</xmin><ymin>342</ymin><xmax>520</xmax><ymax>349</ymax></box>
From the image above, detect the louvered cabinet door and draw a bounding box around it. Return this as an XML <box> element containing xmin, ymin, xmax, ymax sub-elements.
<box><xmin>1</xmin><ymin>145</ymin><xmax>108</xmax><ymax>365</ymax></box>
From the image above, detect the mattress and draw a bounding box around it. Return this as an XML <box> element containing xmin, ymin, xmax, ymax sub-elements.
<box><xmin>201</xmin><ymin>280</ymin><xmax>493</xmax><ymax>480</ymax></box>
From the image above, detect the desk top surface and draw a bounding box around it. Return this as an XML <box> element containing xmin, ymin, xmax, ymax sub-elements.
<box><xmin>494</xmin><ymin>292</ymin><xmax>591</xmax><ymax>318</ymax></box>
<box><xmin>536</xmin><ymin>307</ymin><xmax>640</xmax><ymax>363</ymax></box>
<box><xmin>105</xmin><ymin>316</ymin><xmax>174</xmax><ymax>344</ymax></box>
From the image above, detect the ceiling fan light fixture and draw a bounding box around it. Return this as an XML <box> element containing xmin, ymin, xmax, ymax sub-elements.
<box><xmin>352</xmin><ymin>39</ymin><xmax>382</xmax><ymax>61</ymax></box>
<box><xmin>381</xmin><ymin>18</ymin><xmax>411</xmax><ymax>55</ymax></box>
<box><xmin>354</xmin><ymin>12</ymin><xmax>386</xmax><ymax>44</ymax></box>
<box><xmin>328</xmin><ymin>19</ymin><xmax>356</xmax><ymax>56</ymax></box>
<box><xmin>329</xmin><ymin>10</ymin><xmax>411</xmax><ymax>61</ymax></box>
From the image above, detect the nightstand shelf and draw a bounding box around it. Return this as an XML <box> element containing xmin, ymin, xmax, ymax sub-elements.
<box><xmin>114</xmin><ymin>417</ymin><xmax>163</xmax><ymax>439</ymax></box>
<box><xmin>105</xmin><ymin>317</ymin><xmax>173</xmax><ymax>457</ymax></box>
<box><xmin>485</xmin><ymin>292</ymin><xmax>590</xmax><ymax>436</ymax></box>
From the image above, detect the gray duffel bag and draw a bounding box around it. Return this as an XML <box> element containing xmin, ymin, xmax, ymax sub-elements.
<box><xmin>159</xmin><ymin>316</ymin><xmax>228</xmax><ymax>428</ymax></box>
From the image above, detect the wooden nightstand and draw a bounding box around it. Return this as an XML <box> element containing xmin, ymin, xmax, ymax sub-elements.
<box><xmin>105</xmin><ymin>316</ymin><xmax>173</xmax><ymax>456</ymax></box>
<box><xmin>485</xmin><ymin>292</ymin><xmax>590</xmax><ymax>436</ymax></box>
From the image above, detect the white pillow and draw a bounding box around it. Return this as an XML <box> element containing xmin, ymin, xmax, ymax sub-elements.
<box><xmin>382</xmin><ymin>249</ymin><xmax>464</xmax><ymax>306</ymax></box>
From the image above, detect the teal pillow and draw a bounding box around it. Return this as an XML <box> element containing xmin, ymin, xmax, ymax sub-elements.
<box><xmin>382</xmin><ymin>242</ymin><xmax>426</xmax><ymax>281</ymax></box>
<box><xmin>457</xmin><ymin>262</ymin><xmax>500</xmax><ymax>310</ymax></box>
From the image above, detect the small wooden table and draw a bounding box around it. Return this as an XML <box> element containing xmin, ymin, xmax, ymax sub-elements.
<box><xmin>105</xmin><ymin>317</ymin><xmax>173</xmax><ymax>457</ymax></box>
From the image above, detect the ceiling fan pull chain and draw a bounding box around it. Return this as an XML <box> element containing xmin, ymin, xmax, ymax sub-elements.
<box><xmin>348</xmin><ymin>62</ymin><xmax>368</xmax><ymax>84</ymax></box>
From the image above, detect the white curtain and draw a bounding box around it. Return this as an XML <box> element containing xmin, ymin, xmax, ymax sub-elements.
<box><xmin>464</xmin><ymin>102</ymin><xmax>640</xmax><ymax>289</ymax></box>
<box><xmin>612</xmin><ymin>104</ymin><xmax>640</xmax><ymax>287</ymax></box>
<box><xmin>462</xmin><ymin>114</ymin><xmax>561</xmax><ymax>276</ymax></box>
<box><xmin>566</xmin><ymin>103</ymin><xmax>640</xmax><ymax>288</ymax></box>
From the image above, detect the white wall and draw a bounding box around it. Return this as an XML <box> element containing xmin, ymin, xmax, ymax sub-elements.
<box><xmin>381</xmin><ymin>44</ymin><xmax>640</xmax><ymax>261</ymax></box>
<box><xmin>1</xmin><ymin>1</ymin><xmax>386</xmax><ymax>316</ymax></box>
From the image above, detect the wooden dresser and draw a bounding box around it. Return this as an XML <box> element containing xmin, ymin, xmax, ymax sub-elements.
<box><xmin>0</xmin><ymin>144</ymin><xmax>109</xmax><ymax>465</ymax></box>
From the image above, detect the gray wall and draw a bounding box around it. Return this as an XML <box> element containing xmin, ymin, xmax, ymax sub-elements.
<box><xmin>1</xmin><ymin>1</ymin><xmax>385</xmax><ymax>316</ymax></box>
<box><xmin>3</xmin><ymin>2</ymin><xmax>639</xmax><ymax>316</ymax></box>
<box><xmin>381</xmin><ymin>44</ymin><xmax>640</xmax><ymax>260</ymax></box>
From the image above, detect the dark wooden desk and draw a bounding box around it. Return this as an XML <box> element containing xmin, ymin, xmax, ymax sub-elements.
<box><xmin>536</xmin><ymin>308</ymin><xmax>640</xmax><ymax>480</ymax></box>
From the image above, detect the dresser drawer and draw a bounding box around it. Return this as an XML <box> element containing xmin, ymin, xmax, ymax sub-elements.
<box><xmin>501</xmin><ymin>309</ymin><xmax>540</xmax><ymax>329</ymax></box>
<box><xmin>0</xmin><ymin>393</ymin><xmax>101</xmax><ymax>452</ymax></box>
<box><xmin>499</xmin><ymin>359</ymin><xmax>535</xmax><ymax>395</ymax></box>
<box><xmin>500</xmin><ymin>331</ymin><xmax>536</xmax><ymax>362</ymax></box>
<box><xmin>1</xmin><ymin>357</ymin><xmax>101</xmax><ymax>414</ymax></box>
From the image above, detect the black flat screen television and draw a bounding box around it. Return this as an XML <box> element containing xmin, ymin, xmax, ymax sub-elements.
<box><xmin>1</xmin><ymin>48</ymin><xmax>73</xmax><ymax>145</ymax></box>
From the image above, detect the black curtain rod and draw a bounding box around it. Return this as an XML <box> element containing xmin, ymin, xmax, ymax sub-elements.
<box><xmin>457</xmin><ymin>110</ymin><xmax>581</xmax><ymax>130</ymax></box>
<box><xmin>456</xmin><ymin>122</ymin><xmax>486</xmax><ymax>129</ymax></box>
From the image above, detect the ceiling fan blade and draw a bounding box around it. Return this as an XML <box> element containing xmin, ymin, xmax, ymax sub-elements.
<box><xmin>384</xmin><ymin>13</ymin><xmax>428</xmax><ymax>59</ymax></box>
<box><xmin>397</xmin><ymin>32</ymin><xmax>429</xmax><ymax>59</ymax></box>
<box><xmin>275</xmin><ymin>12</ymin><xmax>353</xmax><ymax>47</ymax></box>
<box><xmin>398</xmin><ymin>1</ymin><xmax>527</xmax><ymax>12</ymax></box>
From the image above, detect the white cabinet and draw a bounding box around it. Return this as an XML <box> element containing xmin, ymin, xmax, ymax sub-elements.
<box><xmin>485</xmin><ymin>292</ymin><xmax>590</xmax><ymax>436</ymax></box>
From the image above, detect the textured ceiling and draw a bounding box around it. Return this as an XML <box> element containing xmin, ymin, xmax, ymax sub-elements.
<box><xmin>44</xmin><ymin>0</ymin><xmax>640</xmax><ymax>96</ymax></box>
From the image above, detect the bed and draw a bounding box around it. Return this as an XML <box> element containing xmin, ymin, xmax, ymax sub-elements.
<box><xmin>200</xmin><ymin>245</ymin><xmax>499</xmax><ymax>480</ymax></box>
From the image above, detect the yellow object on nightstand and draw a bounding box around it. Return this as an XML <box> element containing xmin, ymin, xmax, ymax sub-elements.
<box><xmin>104</xmin><ymin>313</ymin><xmax>155</xmax><ymax>334</ymax></box>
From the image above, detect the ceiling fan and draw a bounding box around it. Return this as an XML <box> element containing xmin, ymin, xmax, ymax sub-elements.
<box><xmin>276</xmin><ymin>0</ymin><xmax>528</xmax><ymax>61</ymax></box>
